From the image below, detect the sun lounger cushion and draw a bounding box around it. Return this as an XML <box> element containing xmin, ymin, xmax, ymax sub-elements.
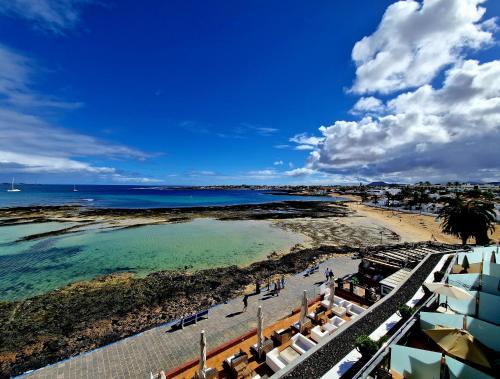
<box><xmin>311</xmin><ymin>325</ymin><xmax>329</xmax><ymax>343</ymax></box>
<box><xmin>291</xmin><ymin>333</ymin><xmax>316</xmax><ymax>355</ymax></box>
<box><xmin>332</xmin><ymin>306</ymin><xmax>347</xmax><ymax>317</ymax></box>
<box><xmin>323</xmin><ymin>322</ymin><xmax>337</xmax><ymax>334</ymax></box>
<box><xmin>266</xmin><ymin>348</ymin><xmax>287</xmax><ymax>373</ymax></box>
<box><xmin>330</xmin><ymin>315</ymin><xmax>346</xmax><ymax>328</ymax></box>
<box><xmin>342</xmin><ymin>301</ymin><xmax>353</xmax><ymax>311</ymax></box>
<box><xmin>348</xmin><ymin>304</ymin><xmax>365</xmax><ymax>317</ymax></box>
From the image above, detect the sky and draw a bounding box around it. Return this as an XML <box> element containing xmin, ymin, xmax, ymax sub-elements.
<box><xmin>0</xmin><ymin>0</ymin><xmax>499</xmax><ymax>185</ymax></box>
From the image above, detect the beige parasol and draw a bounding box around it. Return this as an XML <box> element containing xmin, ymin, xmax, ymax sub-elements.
<box><xmin>424</xmin><ymin>328</ymin><xmax>490</xmax><ymax>368</ymax></box>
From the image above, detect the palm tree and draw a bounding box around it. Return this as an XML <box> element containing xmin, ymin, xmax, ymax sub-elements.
<box><xmin>439</xmin><ymin>197</ymin><xmax>496</xmax><ymax>245</ymax></box>
<box><xmin>384</xmin><ymin>191</ymin><xmax>393</xmax><ymax>207</ymax></box>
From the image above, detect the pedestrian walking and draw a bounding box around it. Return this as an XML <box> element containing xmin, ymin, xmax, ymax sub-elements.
<box><xmin>256</xmin><ymin>280</ymin><xmax>261</xmax><ymax>294</ymax></box>
<box><xmin>273</xmin><ymin>281</ymin><xmax>278</xmax><ymax>296</ymax></box>
<box><xmin>325</xmin><ymin>268</ymin><xmax>330</xmax><ymax>282</ymax></box>
<box><xmin>275</xmin><ymin>280</ymin><xmax>281</xmax><ymax>295</ymax></box>
<box><xmin>329</xmin><ymin>269</ymin><xmax>334</xmax><ymax>281</ymax></box>
<box><xmin>242</xmin><ymin>294</ymin><xmax>248</xmax><ymax>312</ymax></box>
<box><xmin>280</xmin><ymin>275</ymin><xmax>285</xmax><ymax>289</ymax></box>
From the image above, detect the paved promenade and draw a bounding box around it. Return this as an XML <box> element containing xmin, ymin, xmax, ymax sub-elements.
<box><xmin>20</xmin><ymin>255</ymin><xmax>358</xmax><ymax>379</ymax></box>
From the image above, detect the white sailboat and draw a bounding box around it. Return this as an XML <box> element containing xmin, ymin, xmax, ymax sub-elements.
<box><xmin>7</xmin><ymin>178</ymin><xmax>21</xmax><ymax>192</ymax></box>
<box><xmin>73</xmin><ymin>184</ymin><xmax>78</xmax><ymax>192</ymax></box>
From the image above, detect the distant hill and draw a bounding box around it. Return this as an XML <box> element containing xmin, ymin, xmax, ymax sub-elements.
<box><xmin>368</xmin><ymin>181</ymin><xmax>389</xmax><ymax>186</ymax></box>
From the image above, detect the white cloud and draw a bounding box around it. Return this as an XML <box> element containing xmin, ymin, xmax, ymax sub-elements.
<box><xmin>0</xmin><ymin>150</ymin><xmax>115</xmax><ymax>174</ymax></box>
<box><xmin>254</xmin><ymin>126</ymin><xmax>278</xmax><ymax>136</ymax></box>
<box><xmin>294</xmin><ymin>145</ymin><xmax>315</xmax><ymax>151</ymax></box>
<box><xmin>0</xmin><ymin>43</ymin><xmax>153</xmax><ymax>179</ymax></box>
<box><xmin>350</xmin><ymin>96</ymin><xmax>385</xmax><ymax>114</ymax></box>
<box><xmin>285</xmin><ymin>168</ymin><xmax>316</xmax><ymax>177</ymax></box>
<box><xmin>0</xmin><ymin>44</ymin><xmax>82</xmax><ymax>109</ymax></box>
<box><xmin>351</xmin><ymin>0</ymin><xmax>496</xmax><ymax>94</ymax></box>
<box><xmin>188</xmin><ymin>170</ymin><xmax>218</xmax><ymax>176</ymax></box>
<box><xmin>216</xmin><ymin>123</ymin><xmax>278</xmax><ymax>139</ymax></box>
<box><xmin>307</xmin><ymin>59</ymin><xmax>500</xmax><ymax>181</ymax></box>
<box><xmin>248</xmin><ymin>169</ymin><xmax>276</xmax><ymax>176</ymax></box>
<box><xmin>111</xmin><ymin>175</ymin><xmax>162</xmax><ymax>184</ymax></box>
<box><xmin>273</xmin><ymin>160</ymin><xmax>284</xmax><ymax>166</ymax></box>
<box><xmin>244</xmin><ymin>169</ymin><xmax>280</xmax><ymax>180</ymax></box>
<box><xmin>0</xmin><ymin>0</ymin><xmax>94</xmax><ymax>33</ymax></box>
<box><xmin>289</xmin><ymin>0</ymin><xmax>500</xmax><ymax>183</ymax></box>
<box><xmin>290</xmin><ymin>133</ymin><xmax>323</xmax><ymax>146</ymax></box>
<box><xmin>0</xmin><ymin>108</ymin><xmax>151</xmax><ymax>161</ymax></box>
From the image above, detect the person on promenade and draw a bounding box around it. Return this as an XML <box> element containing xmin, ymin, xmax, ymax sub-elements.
<box><xmin>280</xmin><ymin>275</ymin><xmax>286</xmax><ymax>289</ymax></box>
<box><xmin>243</xmin><ymin>294</ymin><xmax>248</xmax><ymax>312</ymax></box>
<box><xmin>329</xmin><ymin>269</ymin><xmax>334</xmax><ymax>281</ymax></box>
<box><xmin>273</xmin><ymin>282</ymin><xmax>279</xmax><ymax>296</ymax></box>
<box><xmin>325</xmin><ymin>268</ymin><xmax>330</xmax><ymax>282</ymax></box>
<box><xmin>275</xmin><ymin>280</ymin><xmax>281</xmax><ymax>295</ymax></box>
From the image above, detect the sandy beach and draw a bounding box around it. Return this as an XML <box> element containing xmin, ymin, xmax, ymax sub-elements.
<box><xmin>333</xmin><ymin>194</ymin><xmax>500</xmax><ymax>245</ymax></box>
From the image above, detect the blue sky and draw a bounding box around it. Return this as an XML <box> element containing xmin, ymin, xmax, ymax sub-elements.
<box><xmin>0</xmin><ymin>0</ymin><xmax>499</xmax><ymax>185</ymax></box>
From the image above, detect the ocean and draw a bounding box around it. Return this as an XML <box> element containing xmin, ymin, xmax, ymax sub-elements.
<box><xmin>0</xmin><ymin>184</ymin><xmax>335</xmax><ymax>208</ymax></box>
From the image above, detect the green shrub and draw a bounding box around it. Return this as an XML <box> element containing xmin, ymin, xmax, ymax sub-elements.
<box><xmin>397</xmin><ymin>304</ymin><xmax>413</xmax><ymax>319</ymax></box>
<box><xmin>355</xmin><ymin>335</ymin><xmax>378</xmax><ymax>358</ymax></box>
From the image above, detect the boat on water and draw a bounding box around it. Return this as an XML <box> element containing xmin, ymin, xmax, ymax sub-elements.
<box><xmin>73</xmin><ymin>185</ymin><xmax>78</xmax><ymax>192</ymax></box>
<box><xmin>7</xmin><ymin>178</ymin><xmax>21</xmax><ymax>192</ymax></box>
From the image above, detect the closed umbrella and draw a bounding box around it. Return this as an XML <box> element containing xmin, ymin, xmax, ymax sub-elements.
<box><xmin>491</xmin><ymin>251</ymin><xmax>496</xmax><ymax>264</ymax></box>
<box><xmin>425</xmin><ymin>328</ymin><xmax>490</xmax><ymax>368</ymax></box>
<box><xmin>257</xmin><ymin>306</ymin><xmax>264</xmax><ymax>359</ymax></box>
<box><xmin>150</xmin><ymin>372</ymin><xmax>154</xmax><ymax>379</ymax></box>
<box><xmin>328</xmin><ymin>280</ymin><xmax>336</xmax><ymax>310</ymax></box>
<box><xmin>462</xmin><ymin>255</ymin><xmax>470</xmax><ymax>271</ymax></box>
<box><xmin>299</xmin><ymin>290</ymin><xmax>308</xmax><ymax>333</ymax></box>
<box><xmin>198</xmin><ymin>330</ymin><xmax>207</xmax><ymax>379</ymax></box>
<box><xmin>160</xmin><ymin>371</ymin><xmax>166</xmax><ymax>379</ymax></box>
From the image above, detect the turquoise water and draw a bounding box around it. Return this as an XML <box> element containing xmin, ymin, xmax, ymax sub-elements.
<box><xmin>0</xmin><ymin>219</ymin><xmax>304</xmax><ymax>300</ymax></box>
<box><xmin>0</xmin><ymin>222</ymin><xmax>77</xmax><ymax>245</ymax></box>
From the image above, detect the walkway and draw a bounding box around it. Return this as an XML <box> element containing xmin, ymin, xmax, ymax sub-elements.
<box><xmin>20</xmin><ymin>255</ymin><xmax>359</xmax><ymax>379</ymax></box>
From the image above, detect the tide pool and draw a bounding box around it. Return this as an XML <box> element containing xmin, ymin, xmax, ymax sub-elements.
<box><xmin>0</xmin><ymin>219</ymin><xmax>304</xmax><ymax>300</ymax></box>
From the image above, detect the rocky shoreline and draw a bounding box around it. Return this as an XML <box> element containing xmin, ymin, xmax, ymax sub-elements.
<box><xmin>0</xmin><ymin>241</ymin><xmax>452</xmax><ymax>378</ymax></box>
<box><xmin>0</xmin><ymin>200</ymin><xmax>349</xmax><ymax>222</ymax></box>
<box><xmin>0</xmin><ymin>201</ymin><xmax>350</xmax><ymax>240</ymax></box>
